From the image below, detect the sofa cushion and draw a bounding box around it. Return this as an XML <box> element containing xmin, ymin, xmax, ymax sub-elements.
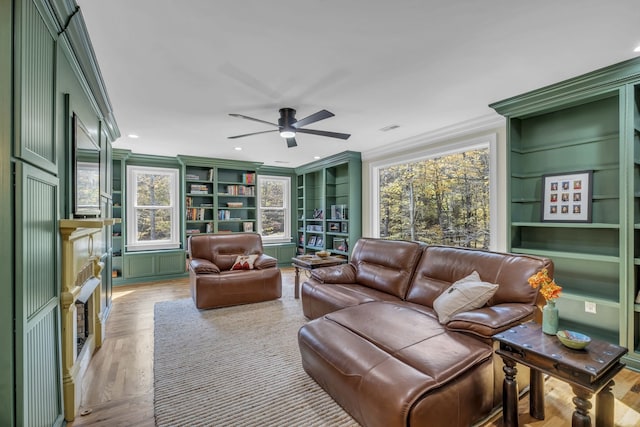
<box><xmin>231</xmin><ymin>254</ymin><xmax>258</xmax><ymax>270</ymax></box>
<box><xmin>299</xmin><ymin>301</ymin><xmax>494</xmax><ymax>427</ymax></box>
<box><xmin>432</xmin><ymin>271</ymin><xmax>499</xmax><ymax>324</ymax></box>
<box><xmin>349</xmin><ymin>238</ymin><xmax>424</xmax><ymax>299</ymax></box>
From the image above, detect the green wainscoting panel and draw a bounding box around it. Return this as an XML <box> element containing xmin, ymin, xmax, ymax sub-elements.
<box><xmin>263</xmin><ymin>243</ymin><xmax>297</xmax><ymax>267</ymax></box>
<box><xmin>15</xmin><ymin>0</ymin><xmax>57</xmax><ymax>173</ymax></box>
<box><xmin>14</xmin><ymin>161</ymin><xmax>63</xmax><ymax>427</ymax></box>
<box><xmin>122</xmin><ymin>250</ymin><xmax>186</xmax><ymax>283</ymax></box>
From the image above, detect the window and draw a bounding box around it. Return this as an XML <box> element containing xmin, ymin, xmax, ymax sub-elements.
<box><xmin>372</xmin><ymin>135</ymin><xmax>497</xmax><ymax>249</ymax></box>
<box><xmin>257</xmin><ymin>175</ymin><xmax>291</xmax><ymax>243</ymax></box>
<box><xmin>126</xmin><ymin>165</ymin><xmax>180</xmax><ymax>251</ymax></box>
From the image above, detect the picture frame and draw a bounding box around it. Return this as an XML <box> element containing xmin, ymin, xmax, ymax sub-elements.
<box><xmin>341</xmin><ymin>222</ymin><xmax>348</xmax><ymax>233</ymax></box>
<box><xmin>541</xmin><ymin>170</ymin><xmax>592</xmax><ymax>222</ymax></box>
<box><xmin>316</xmin><ymin>237</ymin><xmax>323</xmax><ymax>247</ymax></box>
<box><xmin>308</xmin><ymin>236</ymin><xmax>317</xmax><ymax>246</ymax></box>
<box><xmin>328</xmin><ymin>222</ymin><xmax>340</xmax><ymax>232</ymax></box>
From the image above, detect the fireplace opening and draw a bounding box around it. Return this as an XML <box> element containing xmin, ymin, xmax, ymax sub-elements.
<box><xmin>75</xmin><ymin>301</ymin><xmax>89</xmax><ymax>356</ymax></box>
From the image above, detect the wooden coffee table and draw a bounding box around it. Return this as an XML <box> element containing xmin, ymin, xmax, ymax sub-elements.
<box><xmin>291</xmin><ymin>255</ymin><xmax>347</xmax><ymax>299</ymax></box>
<box><xmin>493</xmin><ymin>321</ymin><xmax>627</xmax><ymax>427</ymax></box>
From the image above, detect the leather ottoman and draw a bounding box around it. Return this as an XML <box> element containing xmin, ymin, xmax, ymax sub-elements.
<box><xmin>298</xmin><ymin>301</ymin><xmax>494</xmax><ymax>427</ymax></box>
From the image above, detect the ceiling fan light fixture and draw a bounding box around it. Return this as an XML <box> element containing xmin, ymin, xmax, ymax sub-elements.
<box><xmin>280</xmin><ymin>130</ymin><xmax>296</xmax><ymax>138</ymax></box>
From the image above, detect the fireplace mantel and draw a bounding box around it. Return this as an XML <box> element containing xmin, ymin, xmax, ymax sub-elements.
<box><xmin>59</xmin><ymin>218</ymin><xmax>118</xmax><ymax>421</ymax></box>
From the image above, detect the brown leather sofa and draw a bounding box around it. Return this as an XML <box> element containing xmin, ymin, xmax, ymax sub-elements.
<box><xmin>189</xmin><ymin>233</ymin><xmax>282</xmax><ymax>309</ymax></box>
<box><xmin>298</xmin><ymin>238</ymin><xmax>553</xmax><ymax>427</ymax></box>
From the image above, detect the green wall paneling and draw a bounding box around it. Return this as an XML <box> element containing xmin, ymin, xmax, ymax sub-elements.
<box><xmin>14</xmin><ymin>161</ymin><xmax>63</xmax><ymax>427</ymax></box>
<box><xmin>0</xmin><ymin>0</ymin><xmax>14</xmax><ymax>423</ymax></box>
<box><xmin>263</xmin><ymin>243</ymin><xmax>297</xmax><ymax>267</ymax></box>
<box><xmin>14</xmin><ymin>0</ymin><xmax>57</xmax><ymax>173</ymax></box>
<box><xmin>123</xmin><ymin>250</ymin><xmax>186</xmax><ymax>281</ymax></box>
<box><xmin>492</xmin><ymin>57</ymin><xmax>640</xmax><ymax>367</ymax></box>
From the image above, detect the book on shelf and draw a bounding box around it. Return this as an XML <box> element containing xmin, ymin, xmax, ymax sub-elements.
<box><xmin>190</xmin><ymin>184</ymin><xmax>209</xmax><ymax>194</ymax></box>
<box><xmin>186</xmin><ymin>229</ymin><xmax>201</xmax><ymax>234</ymax></box>
<box><xmin>243</xmin><ymin>222</ymin><xmax>253</xmax><ymax>232</ymax></box>
<box><xmin>186</xmin><ymin>207</ymin><xmax>206</xmax><ymax>221</ymax></box>
<box><xmin>207</xmin><ymin>168</ymin><xmax>214</xmax><ymax>181</ymax></box>
<box><xmin>218</xmin><ymin>209</ymin><xmax>231</xmax><ymax>220</ymax></box>
<box><xmin>185</xmin><ymin>173</ymin><xmax>200</xmax><ymax>180</ymax></box>
<box><xmin>186</xmin><ymin>196</ymin><xmax>192</xmax><ymax>207</ymax></box>
<box><xmin>225</xmin><ymin>185</ymin><xmax>255</xmax><ymax>196</ymax></box>
<box><xmin>242</xmin><ymin>173</ymin><xmax>256</xmax><ymax>185</ymax></box>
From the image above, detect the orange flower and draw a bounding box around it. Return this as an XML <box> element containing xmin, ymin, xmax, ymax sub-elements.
<box><xmin>528</xmin><ymin>268</ymin><xmax>562</xmax><ymax>302</ymax></box>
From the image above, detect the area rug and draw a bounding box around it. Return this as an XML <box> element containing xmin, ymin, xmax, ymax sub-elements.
<box><xmin>153</xmin><ymin>285</ymin><xmax>358</xmax><ymax>427</ymax></box>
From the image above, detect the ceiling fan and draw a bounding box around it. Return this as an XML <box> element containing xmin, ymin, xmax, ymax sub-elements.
<box><xmin>228</xmin><ymin>108</ymin><xmax>351</xmax><ymax>148</ymax></box>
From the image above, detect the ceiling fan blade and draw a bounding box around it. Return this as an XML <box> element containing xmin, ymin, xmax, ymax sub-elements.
<box><xmin>296</xmin><ymin>128</ymin><xmax>350</xmax><ymax>140</ymax></box>
<box><xmin>292</xmin><ymin>109</ymin><xmax>334</xmax><ymax>128</ymax></box>
<box><xmin>229</xmin><ymin>113</ymin><xmax>278</xmax><ymax>127</ymax></box>
<box><xmin>228</xmin><ymin>129</ymin><xmax>277</xmax><ymax>139</ymax></box>
<box><xmin>286</xmin><ymin>137</ymin><xmax>297</xmax><ymax>148</ymax></box>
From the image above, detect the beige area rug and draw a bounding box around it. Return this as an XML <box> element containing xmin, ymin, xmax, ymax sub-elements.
<box><xmin>153</xmin><ymin>284</ymin><xmax>358</xmax><ymax>427</ymax></box>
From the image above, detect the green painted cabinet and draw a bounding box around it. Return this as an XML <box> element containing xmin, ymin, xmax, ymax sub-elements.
<box><xmin>491</xmin><ymin>57</ymin><xmax>640</xmax><ymax>369</ymax></box>
<box><xmin>295</xmin><ymin>151</ymin><xmax>362</xmax><ymax>258</ymax></box>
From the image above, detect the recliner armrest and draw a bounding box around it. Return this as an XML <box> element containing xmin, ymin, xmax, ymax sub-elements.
<box><xmin>445</xmin><ymin>303</ymin><xmax>536</xmax><ymax>339</ymax></box>
<box><xmin>310</xmin><ymin>264</ymin><xmax>357</xmax><ymax>284</ymax></box>
<box><xmin>190</xmin><ymin>258</ymin><xmax>220</xmax><ymax>274</ymax></box>
<box><xmin>254</xmin><ymin>254</ymin><xmax>278</xmax><ymax>269</ymax></box>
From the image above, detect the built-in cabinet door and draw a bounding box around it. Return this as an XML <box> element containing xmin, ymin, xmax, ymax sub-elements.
<box><xmin>15</xmin><ymin>161</ymin><xmax>64</xmax><ymax>427</ymax></box>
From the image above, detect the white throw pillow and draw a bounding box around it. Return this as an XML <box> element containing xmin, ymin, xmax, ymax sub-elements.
<box><xmin>433</xmin><ymin>271</ymin><xmax>499</xmax><ymax>324</ymax></box>
<box><xmin>231</xmin><ymin>254</ymin><xmax>258</xmax><ymax>270</ymax></box>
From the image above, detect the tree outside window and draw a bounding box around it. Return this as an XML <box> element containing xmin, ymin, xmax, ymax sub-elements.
<box><xmin>379</xmin><ymin>148</ymin><xmax>490</xmax><ymax>248</ymax></box>
<box><xmin>127</xmin><ymin>165</ymin><xmax>180</xmax><ymax>251</ymax></box>
<box><xmin>258</xmin><ymin>175</ymin><xmax>290</xmax><ymax>243</ymax></box>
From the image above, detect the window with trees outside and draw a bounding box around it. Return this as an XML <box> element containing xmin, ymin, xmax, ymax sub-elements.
<box><xmin>258</xmin><ymin>175</ymin><xmax>290</xmax><ymax>243</ymax></box>
<box><xmin>376</xmin><ymin>142</ymin><xmax>492</xmax><ymax>249</ymax></box>
<box><xmin>126</xmin><ymin>165</ymin><xmax>180</xmax><ymax>251</ymax></box>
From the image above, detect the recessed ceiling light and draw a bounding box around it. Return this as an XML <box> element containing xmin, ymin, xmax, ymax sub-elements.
<box><xmin>235</xmin><ymin>147</ymin><xmax>242</xmax><ymax>151</ymax></box>
<box><xmin>127</xmin><ymin>134</ymin><xmax>139</xmax><ymax>139</ymax></box>
<box><xmin>634</xmin><ymin>45</ymin><xmax>640</xmax><ymax>53</ymax></box>
<box><xmin>314</xmin><ymin>156</ymin><xmax>321</xmax><ymax>160</ymax></box>
<box><xmin>274</xmin><ymin>160</ymin><xmax>290</xmax><ymax>164</ymax></box>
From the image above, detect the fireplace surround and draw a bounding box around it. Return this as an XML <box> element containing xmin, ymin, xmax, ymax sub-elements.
<box><xmin>59</xmin><ymin>218</ymin><xmax>117</xmax><ymax>421</ymax></box>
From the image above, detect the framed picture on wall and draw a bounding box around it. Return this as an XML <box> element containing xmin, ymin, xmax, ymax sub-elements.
<box><xmin>341</xmin><ymin>222</ymin><xmax>348</xmax><ymax>233</ymax></box>
<box><xmin>541</xmin><ymin>170</ymin><xmax>592</xmax><ymax>222</ymax></box>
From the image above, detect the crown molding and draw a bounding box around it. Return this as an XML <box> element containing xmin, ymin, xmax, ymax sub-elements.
<box><xmin>361</xmin><ymin>113</ymin><xmax>504</xmax><ymax>162</ymax></box>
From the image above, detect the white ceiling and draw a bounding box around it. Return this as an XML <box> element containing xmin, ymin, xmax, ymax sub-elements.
<box><xmin>77</xmin><ymin>0</ymin><xmax>640</xmax><ymax>168</ymax></box>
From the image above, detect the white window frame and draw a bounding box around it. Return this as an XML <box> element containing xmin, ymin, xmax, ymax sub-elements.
<box><xmin>257</xmin><ymin>175</ymin><xmax>291</xmax><ymax>244</ymax></box>
<box><xmin>126</xmin><ymin>165</ymin><xmax>180</xmax><ymax>251</ymax></box>
<box><xmin>369</xmin><ymin>134</ymin><xmax>498</xmax><ymax>250</ymax></box>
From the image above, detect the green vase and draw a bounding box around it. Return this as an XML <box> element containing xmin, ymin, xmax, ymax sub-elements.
<box><xmin>542</xmin><ymin>300</ymin><xmax>559</xmax><ymax>335</ymax></box>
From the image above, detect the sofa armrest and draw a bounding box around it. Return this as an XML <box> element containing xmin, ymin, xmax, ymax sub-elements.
<box><xmin>445</xmin><ymin>303</ymin><xmax>536</xmax><ymax>339</ymax></box>
<box><xmin>310</xmin><ymin>264</ymin><xmax>357</xmax><ymax>284</ymax></box>
<box><xmin>254</xmin><ymin>254</ymin><xmax>278</xmax><ymax>269</ymax></box>
<box><xmin>190</xmin><ymin>258</ymin><xmax>221</xmax><ymax>274</ymax></box>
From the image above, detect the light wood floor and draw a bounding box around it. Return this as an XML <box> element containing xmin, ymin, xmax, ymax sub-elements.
<box><xmin>69</xmin><ymin>269</ymin><xmax>640</xmax><ymax>426</ymax></box>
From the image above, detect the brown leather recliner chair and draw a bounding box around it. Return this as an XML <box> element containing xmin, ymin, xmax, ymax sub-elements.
<box><xmin>189</xmin><ymin>233</ymin><xmax>282</xmax><ymax>309</ymax></box>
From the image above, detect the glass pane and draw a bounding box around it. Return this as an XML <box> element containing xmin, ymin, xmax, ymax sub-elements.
<box><xmin>136</xmin><ymin>173</ymin><xmax>172</xmax><ymax>206</ymax></box>
<box><xmin>378</xmin><ymin>148</ymin><xmax>490</xmax><ymax>248</ymax></box>
<box><xmin>261</xmin><ymin>209</ymin><xmax>285</xmax><ymax>237</ymax></box>
<box><xmin>260</xmin><ymin>179</ymin><xmax>284</xmax><ymax>207</ymax></box>
<box><xmin>136</xmin><ymin>208</ymin><xmax>172</xmax><ymax>241</ymax></box>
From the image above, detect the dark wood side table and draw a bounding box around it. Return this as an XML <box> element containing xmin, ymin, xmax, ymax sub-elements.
<box><xmin>291</xmin><ymin>256</ymin><xmax>347</xmax><ymax>299</ymax></box>
<box><xmin>493</xmin><ymin>322</ymin><xmax>627</xmax><ymax>427</ymax></box>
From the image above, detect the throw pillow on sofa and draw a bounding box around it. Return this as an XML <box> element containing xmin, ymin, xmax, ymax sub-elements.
<box><xmin>433</xmin><ymin>270</ymin><xmax>499</xmax><ymax>324</ymax></box>
<box><xmin>231</xmin><ymin>254</ymin><xmax>258</xmax><ymax>270</ymax></box>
